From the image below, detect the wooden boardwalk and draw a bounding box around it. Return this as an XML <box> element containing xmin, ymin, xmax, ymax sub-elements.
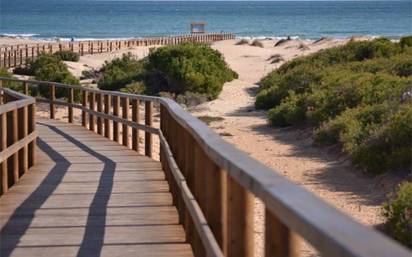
<box><xmin>0</xmin><ymin>118</ymin><xmax>193</xmax><ymax>257</ymax></box>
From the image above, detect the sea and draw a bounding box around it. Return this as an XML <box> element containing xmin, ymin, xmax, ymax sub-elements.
<box><xmin>0</xmin><ymin>0</ymin><xmax>411</xmax><ymax>41</ymax></box>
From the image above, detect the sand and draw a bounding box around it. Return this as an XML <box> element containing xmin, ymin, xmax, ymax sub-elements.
<box><xmin>4</xmin><ymin>35</ymin><xmax>399</xmax><ymax>256</ymax></box>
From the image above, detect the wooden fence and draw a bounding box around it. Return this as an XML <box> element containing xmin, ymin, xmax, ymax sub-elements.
<box><xmin>0</xmin><ymin>76</ymin><xmax>410</xmax><ymax>257</ymax></box>
<box><xmin>0</xmin><ymin>33</ymin><xmax>235</xmax><ymax>69</ymax></box>
<box><xmin>0</xmin><ymin>83</ymin><xmax>37</xmax><ymax>194</ymax></box>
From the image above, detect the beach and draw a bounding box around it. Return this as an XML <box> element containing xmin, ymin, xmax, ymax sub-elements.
<box><xmin>2</xmin><ymin>34</ymin><xmax>403</xmax><ymax>256</ymax></box>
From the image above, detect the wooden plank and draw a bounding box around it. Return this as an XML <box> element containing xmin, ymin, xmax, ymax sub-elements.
<box><xmin>131</xmin><ymin>99</ymin><xmax>139</xmax><ymax>152</ymax></box>
<box><xmin>0</xmin><ymin>113</ymin><xmax>7</xmax><ymax>193</ymax></box>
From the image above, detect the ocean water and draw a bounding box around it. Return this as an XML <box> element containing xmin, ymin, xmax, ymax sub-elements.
<box><xmin>0</xmin><ymin>0</ymin><xmax>411</xmax><ymax>40</ymax></box>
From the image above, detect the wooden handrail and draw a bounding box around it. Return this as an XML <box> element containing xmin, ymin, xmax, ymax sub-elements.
<box><xmin>0</xmin><ymin>33</ymin><xmax>236</xmax><ymax>69</ymax></box>
<box><xmin>0</xmin><ymin>86</ymin><xmax>36</xmax><ymax>195</ymax></box>
<box><xmin>0</xmin><ymin>77</ymin><xmax>409</xmax><ymax>257</ymax></box>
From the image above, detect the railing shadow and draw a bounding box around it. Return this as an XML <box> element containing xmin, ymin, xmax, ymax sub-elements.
<box><xmin>0</xmin><ymin>122</ymin><xmax>116</xmax><ymax>257</ymax></box>
<box><xmin>0</xmin><ymin>137</ymin><xmax>71</xmax><ymax>257</ymax></box>
<box><xmin>38</xmin><ymin>123</ymin><xmax>116</xmax><ymax>257</ymax></box>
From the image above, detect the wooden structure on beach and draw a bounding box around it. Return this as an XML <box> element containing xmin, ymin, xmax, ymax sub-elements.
<box><xmin>0</xmin><ymin>33</ymin><xmax>235</xmax><ymax>69</ymax></box>
<box><xmin>191</xmin><ymin>22</ymin><xmax>206</xmax><ymax>34</ymax></box>
<box><xmin>0</xmin><ymin>77</ymin><xmax>410</xmax><ymax>257</ymax></box>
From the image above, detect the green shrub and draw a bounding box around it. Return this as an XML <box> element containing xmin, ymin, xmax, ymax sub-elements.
<box><xmin>268</xmin><ymin>93</ymin><xmax>306</xmax><ymax>126</ymax></box>
<box><xmin>143</xmin><ymin>43</ymin><xmax>237</xmax><ymax>99</ymax></box>
<box><xmin>120</xmin><ymin>81</ymin><xmax>145</xmax><ymax>94</ymax></box>
<box><xmin>383</xmin><ymin>182</ymin><xmax>412</xmax><ymax>248</ymax></box>
<box><xmin>0</xmin><ymin>68</ymin><xmax>21</xmax><ymax>91</ymax></box>
<box><xmin>258</xmin><ymin>38</ymin><xmax>412</xmax><ymax>173</ymax></box>
<box><xmin>98</xmin><ymin>53</ymin><xmax>144</xmax><ymax>91</ymax></box>
<box><xmin>53</xmin><ymin>50</ymin><xmax>80</xmax><ymax>62</ymax></box>
<box><xmin>28</xmin><ymin>54</ymin><xmax>79</xmax><ymax>99</ymax></box>
<box><xmin>400</xmin><ymin>36</ymin><xmax>412</xmax><ymax>48</ymax></box>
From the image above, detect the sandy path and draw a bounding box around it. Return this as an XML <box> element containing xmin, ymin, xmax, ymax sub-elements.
<box><xmin>190</xmin><ymin>39</ymin><xmax>395</xmax><ymax>256</ymax></box>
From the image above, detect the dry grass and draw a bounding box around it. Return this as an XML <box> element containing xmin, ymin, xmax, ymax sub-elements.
<box><xmin>267</xmin><ymin>54</ymin><xmax>284</xmax><ymax>64</ymax></box>
<box><xmin>197</xmin><ymin>115</ymin><xmax>224</xmax><ymax>125</ymax></box>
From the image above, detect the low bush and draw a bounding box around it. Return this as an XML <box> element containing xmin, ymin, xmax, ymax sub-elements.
<box><xmin>98</xmin><ymin>53</ymin><xmax>145</xmax><ymax>91</ymax></box>
<box><xmin>143</xmin><ymin>43</ymin><xmax>237</xmax><ymax>99</ymax></box>
<box><xmin>28</xmin><ymin>54</ymin><xmax>80</xmax><ymax>99</ymax></box>
<box><xmin>400</xmin><ymin>36</ymin><xmax>412</xmax><ymax>48</ymax></box>
<box><xmin>119</xmin><ymin>81</ymin><xmax>145</xmax><ymax>94</ymax></box>
<box><xmin>53</xmin><ymin>50</ymin><xmax>80</xmax><ymax>62</ymax></box>
<box><xmin>383</xmin><ymin>182</ymin><xmax>412</xmax><ymax>248</ymax></box>
<box><xmin>251</xmin><ymin>40</ymin><xmax>264</xmax><ymax>48</ymax></box>
<box><xmin>257</xmin><ymin>37</ymin><xmax>412</xmax><ymax>173</ymax></box>
<box><xmin>0</xmin><ymin>68</ymin><xmax>21</xmax><ymax>91</ymax></box>
<box><xmin>235</xmin><ymin>39</ymin><xmax>249</xmax><ymax>45</ymax></box>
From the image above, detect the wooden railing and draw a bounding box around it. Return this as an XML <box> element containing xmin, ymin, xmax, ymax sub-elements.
<box><xmin>0</xmin><ymin>84</ymin><xmax>36</xmax><ymax>195</ymax></box>
<box><xmin>0</xmin><ymin>33</ymin><xmax>235</xmax><ymax>69</ymax></box>
<box><xmin>0</xmin><ymin>77</ymin><xmax>409</xmax><ymax>257</ymax></box>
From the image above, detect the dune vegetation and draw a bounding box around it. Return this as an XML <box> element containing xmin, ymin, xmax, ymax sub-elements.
<box><xmin>97</xmin><ymin>43</ymin><xmax>237</xmax><ymax>102</ymax></box>
<box><xmin>256</xmin><ymin>37</ymin><xmax>412</xmax><ymax>174</ymax></box>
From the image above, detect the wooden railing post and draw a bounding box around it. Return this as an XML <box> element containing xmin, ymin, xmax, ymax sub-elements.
<box><xmin>1</xmin><ymin>112</ymin><xmax>8</xmax><ymax>194</ymax></box>
<box><xmin>8</xmin><ymin>109</ymin><xmax>19</xmax><ymax>183</ymax></box>
<box><xmin>89</xmin><ymin>92</ymin><xmax>95</xmax><ymax>131</ymax></box>
<box><xmin>50</xmin><ymin>84</ymin><xmax>55</xmax><ymax>119</ymax></box>
<box><xmin>82</xmin><ymin>90</ymin><xmax>88</xmax><ymax>127</ymax></box>
<box><xmin>131</xmin><ymin>99</ymin><xmax>139</xmax><ymax>152</ymax></box>
<box><xmin>18</xmin><ymin>105</ymin><xmax>28</xmax><ymax>176</ymax></box>
<box><xmin>265</xmin><ymin>209</ymin><xmax>300</xmax><ymax>257</ymax></box>
<box><xmin>96</xmin><ymin>93</ymin><xmax>103</xmax><ymax>135</ymax></box>
<box><xmin>113</xmin><ymin>95</ymin><xmax>120</xmax><ymax>143</ymax></box>
<box><xmin>68</xmin><ymin>88</ymin><xmax>74</xmax><ymax>123</ymax></box>
<box><xmin>28</xmin><ymin>103</ymin><xmax>35</xmax><ymax>167</ymax></box>
<box><xmin>122</xmin><ymin>97</ymin><xmax>129</xmax><ymax>147</ymax></box>
<box><xmin>226</xmin><ymin>176</ymin><xmax>254</xmax><ymax>257</ymax></box>
<box><xmin>144</xmin><ymin>101</ymin><xmax>152</xmax><ymax>157</ymax></box>
<box><xmin>23</xmin><ymin>82</ymin><xmax>29</xmax><ymax>95</ymax></box>
<box><xmin>104</xmin><ymin>94</ymin><xmax>111</xmax><ymax>139</ymax></box>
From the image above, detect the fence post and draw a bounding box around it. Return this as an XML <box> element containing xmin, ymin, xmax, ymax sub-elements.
<box><xmin>23</xmin><ymin>82</ymin><xmax>29</xmax><ymax>95</ymax></box>
<box><xmin>68</xmin><ymin>88</ymin><xmax>74</xmax><ymax>123</ymax></box>
<box><xmin>96</xmin><ymin>93</ymin><xmax>103</xmax><ymax>135</ymax></box>
<box><xmin>50</xmin><ymin>85</ymin><xmax>55</xmax><ymax>119</ymax></box>
<box><xmin>122</xmin><ymin>97</ymin><xmax>129</xmax><ymax>147</ymax></box>
<box><xmin>265</xmin><ymin>209</ymin><xmax>300</xmax><ymax>257</ymax></box>
<box><xmin>89</xmin><ymin>92</ymin><xmax>95</xmax><ymax>131</ymax></box>
<box><xmin>10</xmin><ymin>109</ymin><xmax>19</xmax><ymax>183</ymax></box>
<box><xmin>28</xmin><ymin>103</ymin><xmax>36</xmax><ymax>167</ymax></box>
<box><xmin>104</xmin><ymin>94</ymin><xmax>111</xmax><ymax>139</ymax></box>
<box><xmin>1</xmin><ymin>113</ymin><xmax>8</xmax><ymax>194</ymax></box>
<box><xmin>113</xmin><ymin>95</ymin><xmax>120</xmax><ymax>143</ymax></box>
<box><xmin>131</xmin><ymin>99</ymin><xmax>139</xmax><ymax>152</ymax></box>
<box><xmin>82</xmin><ymin>90</ymin><xmax>88</xmax><ymax>127</ymax></box>
<box><xmin>18</xmin><ymin>105</ymin><xmax>28</xmax><ymax>176</ymax></box>
<box><xmin>144</xmin><ymin>101</ymin><xmax>152</xmax><ymax>157</ymax></box>
<box><xmin>226</xmin><ymin>176</ymin><xmax>254</xmax><ymax>257</ymax></box>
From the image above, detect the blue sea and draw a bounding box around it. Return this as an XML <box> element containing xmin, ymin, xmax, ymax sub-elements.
<box><xmin>0</xmin><ymin>0</ymin><xmax>411</xmax><ymax>40</ymax></box>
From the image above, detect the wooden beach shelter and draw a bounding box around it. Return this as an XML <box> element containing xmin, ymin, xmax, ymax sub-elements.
<box><xmin>191</xmin><ymin>22</ymin><xmax>206</xmax><ymax>34</ymax></box>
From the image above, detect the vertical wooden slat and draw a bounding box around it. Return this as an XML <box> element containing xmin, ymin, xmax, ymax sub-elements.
<box><xmin>104</xmin><ymin>94</ymin><xmax>111</xmax><ymax>139</ymax></box>
<box><xmin>28</xmin><ymin>103</ymin><xmax>35</xmax><ymax>167</ymax></box>
<box><xmin>265</xmin><ymin>209</ymin><xmax>300</xmax><ymax>257</ymax></box>
<box><xmin>227</xmin><ymin>176</ymin><xmax>254</xmax><ymax>257</ymax></box>
<box><xmin>18</xmin><ymin>106</ymin><xmax>28</xmax><ymax>176</ymax></box>
<box><xmin>96</xmin><ymin>93</ymin><xmax>103</xmax><ymax>135</ymax></box>
<box><xmin>50</xmin><ymin>85</ymin><xmax>55</xmax><ymax>119</ymax></box>
<box><xmin>1</xmin><ymin>113</ymin><xmax>8</xmax><ymax>194</ymax></box>
<box><xmin>206</xmin><ymin>160</ymin><xmax>227</xmax><ymax>253</ymax></box>
<box><xmin>10</xmin><ymin>109</ymin><xmax>18</xmax><ymax>183</ymax></box>
<box><xmin>113</xmin><ymin>95</ymin><xmax>120</xmax><ymax>143</ymax></box>
<box><xmin>82</xmin><ymin>90</ymin><xmax>88</xmax><ymax>127</ymax></box>
<box><xmin>68</xmin><ymin>88</ymin><xmax>74</xmax><ymax>123</ymax></box>
<box><xmin>144</xmin><ymin>101</ymin><xmax>152</xmax><ymax>157</ymax></box>
<box><xmin>89</xmin><ymin>92</ymin><xmax>95</xmax><ymax>131</ymax></box>
<box><xmin>131</xmin><ymin>99</ymin><xmax>139</xmax><ymax>152</ymax></box>
<box><xmin>121</xmin><ymin>97</ymin><xmax>129</xmax><ymax>147</ymax></box>
<box><xmin>23</xmin><ymin>82</ymin><xmax>29</xmax><ymax>95</ymax></box>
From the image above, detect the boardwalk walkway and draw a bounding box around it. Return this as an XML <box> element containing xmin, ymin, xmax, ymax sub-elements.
<box><xmin>0</xmin><ymin>118</ymin><xmax>193</xmax><ymax>257</ymax></box>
